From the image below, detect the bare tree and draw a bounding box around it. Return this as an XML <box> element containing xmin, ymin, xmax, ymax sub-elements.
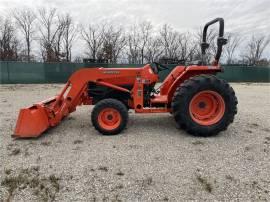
<box><xmin>73</xmin><ymin>56</ymin><xmax>83</xmax><ymax>63</ymax></box>
<box><xmin>1</xmin><ymin>7</ymin><xmax>269</xmax><ymax>64</ymax></box>
<box><xmin>126</xmin><ymin>21</ymin><xmax>153</xmax><ymax>64</ymax></box>
<box><xmin>224</xmin><ymin>32</ymin><xmax>241</xmax><ymax>64</ymax></box>
<box><xmin>144</xmin><ymin>36</ymin><xmax>163</xmax><ymax>63</ymax></box>
<box><xmin>37</xmin><ymin>7</ymin><xmax>61</xmax><ymax>62</ymax></box>
<box><xmin>243</xmin><ymin>35</ymin><xmax>270</xmax><ymax>65</ymax></box>
<box><xmin>81</xmin><ymin>23</ymin><xmax>104</xmax><ymax>61</ymax></box>
<box><xmin>127</xmin><ymin>24</ymin><xmax>140</xmax><ymax>63</ymax></box>
<box><xmin>102</xmin><ymin>25</ymin><xmax>126</xmax><ymax>63</ymax></box>
<box><xmin>43</xmin><ymin>13</ymin><xmax>77</xmax><ymax>62</ymax></box>
<box><xmin>13</xmin><ymin>8</ymin><xmax>36</xmax><ymax>61</ymax></box>
<box><xmin>61</xmin><ymin>14</ymin><xmax>77</xmax><ymax>62</ymax></box>
<box><xmin>159</xmin><ymin>24</ymin><xmax>179</xmax><ymax>59</ymax></box>
<box><xmin>0</xmin><ymin>18</ymin><xmax>20</xmax><ymax>61</ymax></box>
<box><xmin>53</xmin><ymin>16</ymin><xmax>66</xmax><ymax>61</ymax></box>
<box><xmin>177</xmin><ymin>32</ymin><xmax>197</xmax><ymax>62</ymax></box>
<box><xmin>139</xmin><ymin>21</ymin><xmax>152</xmax><ymax>63</ymax></box>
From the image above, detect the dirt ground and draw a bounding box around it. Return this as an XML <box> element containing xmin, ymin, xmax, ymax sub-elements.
<box><xmin>0</xmin><ymin>83</ymin><xmax>270</xmax><ymax>201</ymax></box>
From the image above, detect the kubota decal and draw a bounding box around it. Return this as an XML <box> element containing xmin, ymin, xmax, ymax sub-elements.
<box><xmin>103</xmin><ymin>70</ymin><xmax>120</xmax><ymax>74</ymax></box>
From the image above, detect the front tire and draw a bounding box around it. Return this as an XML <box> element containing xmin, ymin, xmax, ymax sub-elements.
<box><xmin>172</xmin><ymin>75</ymin><xmax>237</xmax><ymax>136</ymax></box>
<box><xmin>91</xmin><ymin>99</ymin><xmax>128</xmax><ymax>135</ymax></box>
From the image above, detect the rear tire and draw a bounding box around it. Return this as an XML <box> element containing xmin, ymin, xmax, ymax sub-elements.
<box><xmin>91</xmin><ymin>99</ymin><xmax>128</xmax><ymax>135</ymax></box>
<box><xmin>172</xmin><ymin>74</ymin><xmax>237</xmax><ymax>136</ymax></box>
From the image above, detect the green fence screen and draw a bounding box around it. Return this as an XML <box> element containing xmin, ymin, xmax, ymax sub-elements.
<box><xmin>0</xmin><ymin>61</ymin><xmax>269</xmax><ymax>84</ymax></box>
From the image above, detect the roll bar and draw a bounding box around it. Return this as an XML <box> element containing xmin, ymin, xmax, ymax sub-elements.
<box><xmin>201</xmin><ymin>18</ymin><xmax>227</xmax><ymax>65</ymax></box>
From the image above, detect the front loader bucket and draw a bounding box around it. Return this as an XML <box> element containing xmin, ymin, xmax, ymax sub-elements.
<box><xmin>14</xmin><ymin>105</ymin><xmax>50</xmax><ymax>138</ymax></box>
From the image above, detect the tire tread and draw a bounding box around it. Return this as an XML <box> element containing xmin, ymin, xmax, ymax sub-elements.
<box><xmin>172</xmin><ymin>74</ymin><xmax>237</xmax><ymax>136</ymax></box>
<box><xmin>91</xmin><ymin>98</ymin><xmax>128</xmax><ymax>135</ymax></box>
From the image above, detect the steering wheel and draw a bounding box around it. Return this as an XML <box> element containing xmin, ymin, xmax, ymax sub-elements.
<box><xmin>150</xmin><ymin>62</ymin><xmax>169</xmax><ymax>74</ymax></box>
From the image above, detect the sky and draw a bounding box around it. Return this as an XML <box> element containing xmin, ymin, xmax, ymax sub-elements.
<box><xmin>0</xmin><ymin>0</ymin><xmax>270</xmax><ymax>59</ymax></box>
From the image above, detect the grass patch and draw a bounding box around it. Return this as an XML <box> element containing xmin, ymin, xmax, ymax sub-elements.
<box><xmin>41</xmin><ymin>141</ymin><xmax>51</xmax><ymax>146</ymax></box>
<box><xmin>192</xmin><ymin>140</ymin><xmax>205</xmax><ymax>145</ymax></box>
<box><xmin>196</xmin><ymin>174</ymin><xmax>213</xmax><ymax>193</ymax></box>
<box><xmin>67</xmin><ymin>116</ymin><xmax>75</xmax><ymax>120</ymax></box>
<box><xmin>10</xmin><ymin>148</ymin><xmax>20</xmax><ymax>156</ymax></box>
<box><xmin>111</xmin><ymin>194</ymin><xmax>121</xmax><ymax>202</ymax></box>
<box><xmin>142</xmin><ymin>177</ymin><xmax>153</xmax><ymax>186</ymax></box>
<box><xmin>98</xmin><ymin>166</ymin><xmax>108</xmax><ymax>172</ymax></box>
<box><xmin>250</xmin><ymin>123</ymin><xmax>259</xmax><ymax>127</ymax></box>
<box><xmin>1</xmin><ymin>173</ymin><xmax>28</xmax><ymax>195</ymax></box>
<box><xmin>116</xmin><ymin>170</ymin><xmax>124</xmax><ymax>176</ymax></box>
<box><xmin>1</xmin><ymin>167</ymin><xmax>60</xmax><ymax>201</ymax></box>
<box><xmin>5</xmin><ymin>169</ymin><xmax>12</xmax><ymax>175</ymax></box>
<box><xmin>225</xmin><ymin>174</ymin><xmax>236</xmax><ymax>181</ymax></box>
<box><xmin>73</xmin><ymin>140</ymin><xmax>83</xmax><ymax>144</ymax></box>
<box><xmin>49</xmin><ymin>175</ymin><xmax>61</xmax><ymax>192</ymax></box>
<box><xmin>24</xmin><ymin>148</ymin><xmax>30</xmax><ymax>156</ymax></box>
<box><xmin>244</xmin><ymin>146</ymin><xmax>251</xmax><ymax>151</ymax></box>
<box><xmin>163</xmin><ymin>196</ymin><xmax>169</xmax><ymax>201</ymax></box>
<box><xmin>32</xmin><ymin>166</ymin><xmax>40</xmax><ymax>172</ymax></box>
<box><xmin>114</xmin><ymin>184</ymin><xmax>124</xmax><ymax>190</ymax></box>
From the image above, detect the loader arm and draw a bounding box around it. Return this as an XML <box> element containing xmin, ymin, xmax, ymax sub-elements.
<box><xmin>58</xmin><ymin>68</ymin><xmax>132</xmax><ymax>113</ymax></box>
<box><xmin>14</xmin><ymin>67</ymin><xmax>135</xmax><ymax>138</ymax></box>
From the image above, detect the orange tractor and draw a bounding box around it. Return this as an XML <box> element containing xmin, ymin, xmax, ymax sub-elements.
<box><xmin>14</xmin><ymin>18</ymin><xmax>237</xmax><ymax>138</ymax></box>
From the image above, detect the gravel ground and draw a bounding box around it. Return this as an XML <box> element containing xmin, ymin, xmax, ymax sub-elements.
<box><xmin>0</xmin><ymin>83</ymin><xmax>270</xmax><ymax>201</ymax></box>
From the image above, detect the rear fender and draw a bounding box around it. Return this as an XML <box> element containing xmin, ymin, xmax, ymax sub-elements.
<box><xmin>167</xmin><ymin>65</ymin><xmax>222</xmax><ymax>103</ymax></box>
